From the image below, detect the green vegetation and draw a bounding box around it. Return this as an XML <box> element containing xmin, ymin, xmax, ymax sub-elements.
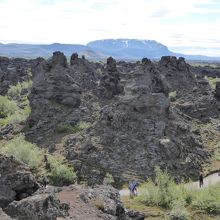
<box><xmin>7</xmin><ymin>80</ymin><xmax>32</xmax><ymax>100</ymax></box>
<box><xmin>0</xmin><ymin>95</ymin><xmax>18</xmax><ymax>119</ymax></box>
<box><xmin>47</xmin><ymin>155</ymin><xmax>76</xmax><ymax>185</ymax></box>
<box><xmin>55</xmin><ymin>121</ymin><xmax>91</xmax><ymax>134</ymax></box>
<box><xmin>122</xmin><ymin>167</ymin><xmax>220</xmax><ymax>219</ymax></box>
<box><xmin>0</xmin><ymin>135</ymin><xmax>76</xmax><ymax>185</ymax></box>
<box><xmin>205</xmin><ymin>76</ymin><xmax>220</xmax><ymax>90</ymax></box>
<box><xmin>168</xmin><ymin>91</ymin><xmax>177</xmax><ymax>102</ymax></box>
<box><xmin>1</xmin><ymin>134</ymin><xmax>43</xmax><ymax>169</ymax></box>
<box><xmin>0</xmin><ymin>80</ymin><xmax>32</xmax><ymax>127</ymax></box>
<box><xmin>0</xmin><ymin>95</ymin><xmax>31</xmax><ymax>126</ymax></box>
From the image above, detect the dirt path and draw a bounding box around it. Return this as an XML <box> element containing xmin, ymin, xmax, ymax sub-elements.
<box><xmin>119</xmin><ymin>172</ymin><xmax>220</xmax><ymax>197</ymax></box>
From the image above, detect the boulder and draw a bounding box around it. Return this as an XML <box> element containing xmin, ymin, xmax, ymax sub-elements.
<box><xmin>0</xmin><ymin>155</ymin><xmax>39</xmax><ymax>207</ymax></box>
<box><xmin>5</xmin><ymin>194</ymin><xmax>69</xmax><ymax>220</ymax></box>
<box><xmin>80</xmin><ymin>185</ymin><xmax>127</xmax><ymax>219</ymax></box>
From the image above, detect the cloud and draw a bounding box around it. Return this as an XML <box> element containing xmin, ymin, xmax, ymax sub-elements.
<box><xmin>0</xmin><ymin>0</ymin><xmax>220</xmax><ymax>56</ymax></box>
<box><xmin>150</xmin><ymin>9</ymin><xmax>170</xmax><ymax>17</ymax></box>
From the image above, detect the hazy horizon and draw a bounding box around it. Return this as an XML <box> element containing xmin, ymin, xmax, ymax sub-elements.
<box><xmin>1</xmin><ymin>0</ymin><xmax>220</xmax><ymax>56</ymax></box>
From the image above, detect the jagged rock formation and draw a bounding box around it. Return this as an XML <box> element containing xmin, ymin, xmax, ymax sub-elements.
<box><xmin>159</xmin><ymin>56</ymin><xmax>219</xmax><ymax>121</ymax></box>
<box><xmin>0</xmin><ymin>56</ymin><xmax>42</xmax><ymax>95</ymax></box>
<box><xmin>0</xmin><ymin>155</ymin><xmax>39</xmax><ymax>208</ymax></box>
<box><xmin>23</xmin><ymin>53</ymin><xmax>220</xmax><ymax>186</ymax></box>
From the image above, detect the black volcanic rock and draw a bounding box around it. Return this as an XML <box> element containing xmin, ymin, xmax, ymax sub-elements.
<box><xmin>24</xmin><ymin>54</ymin><xmax>217</xmax><ymax>186</ymax></box>
<box><xmin>0</xmin><ymin>155</ymin><xmax>39</xmax><ymax>208</ymax></box>
<box><xmin>98</xmin><ymin>57</ymin><xmax>123</xmax><ymax>98</ymax></box>
<box><xmin>51</xmin><ymin>51</ymin><xmax>67</xmax><ymax>68</ymax></box>
<box><xmin>215</xmin><ymin>81</ymin><xmax>220</xmax><ymax>101</ymax></box>
<box><xmin>5</xmin><ymin>194</ymin><xmax>68</xmax><ymax>220</ymax></box>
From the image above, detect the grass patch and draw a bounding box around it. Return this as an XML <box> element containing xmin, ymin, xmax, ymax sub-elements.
<box><xmin>47</xmin><ymin>155</ymin><xmax>76</xmax><ymax>185</ymax></box>
<box><xmin>7</xmin><ymin>80</ymin><xmax>32</xmax><ymax>100</ymax></box>
<box><xmin>0</xmin><ymin>135</ymin><xmax>76</xmax><ymax>185</ymax></box>
<box><xmin>55</xmin><ymin>121</ymin><xmax>91</xmax><ymax>134</ymax></box>
<box><xmin>205</xmin><ymin>76</ymin><xmax>220</xmax><ymax>90</ymax></box>
<box><xmin>0</xmin><ymin>134</ymin><xmax>43</xmax><ymax>169</ymax></box>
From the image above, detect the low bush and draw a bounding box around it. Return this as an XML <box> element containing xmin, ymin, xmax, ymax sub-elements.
<box><xmin>48</xmin><ymin>155</ymin><xmax>76</xmax><ymax>185</ymax></box>
<box><xmin>7</xmin><ymin>82</ymin><xmax>22</xmax><ymax>99</ymax></box>
<box><xmin>192</xmin><ymin>184</ymin><xmax>220</xmax><ymax>214</ymax></box>
<box><xmin>0</xmin><ymin>135</ymin><xmax>76</xmax><ymax>185</ymax></box>
<box><xmin>7</xmin><ymin>81</ymin><xmax>32</xmax><ymax>100</ymax></box>
<box><xmin>0</xmin><ymin>134</ymin><xmax>44</xmax><ymax>169</ymax></box>
<box><xmin>55</xmin><ymin>121</ymin><xmax>90</xmax><ymax>134</ymax></box>
<box><xmin>169</xmin><ymin>199</ymin><xmax>190</xmax><ymax>220</ymax></box>
<box><xmin>0</xmin><ymin>95</ymin><xmax>18</xmax><ymax>118</ymax></box>
<box><xmin>205</xmin><ymin>76</ymin><xmax>220</xmax><ymax>90</ymax></box>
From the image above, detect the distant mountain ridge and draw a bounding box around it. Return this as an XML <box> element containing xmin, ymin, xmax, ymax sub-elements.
<box><xmin>0</xmin><ymin>39</ymin><xmax>219</xmax><ymax>60</ymax></box>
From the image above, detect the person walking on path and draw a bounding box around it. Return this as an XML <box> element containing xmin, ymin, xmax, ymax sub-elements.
<box><xmin>199</xmin><ymin>173</ymin><xmax>204</xmax><ymax>188</ymax></box>
<box><xmin>128</xmin><ymin>180</ymin><xmax>138</xmax><ymax>197</ymax></box>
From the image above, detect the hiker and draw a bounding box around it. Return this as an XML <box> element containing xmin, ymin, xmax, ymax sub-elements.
<box><xmin>199</xmin><ymin>173</ymin><xmax>204</xmax><ymax>188</ymax></box>
<box><xmin>42</xmin><ymin>176</ymin><xmax>49</xmax><ymax>188</ymax></box>
<box><xmin>128</xmin><ymin>180</ymin><xmax>138</xmax><ymax>197</ymax></box>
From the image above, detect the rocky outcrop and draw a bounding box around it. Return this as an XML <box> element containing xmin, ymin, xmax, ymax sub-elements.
<box><xmin>51</xmin><ymin>51</ymin><xmax>67</xmax><ymax>68</ymax></box>
<box><xmin>0</xmin><ymin>56</ymin><xmax>40</xmax><ymax>95</ymax></box>
<box><xmin>57</xmin><ymin>184</ymin><xmax>142</xmax><ymax>220</ymax></box>
<box><xmin>159</xmin><ymin>56</ymin><xmax>218</xmax><ymax>121</ymax></box>
<box><xmin>5</xmin><ymin>194</ymin><xmax>69</xmax><ymax>220</ymax></box>
<box><xmin>80</xmin><ymin>185</ymin><xmax>126</xmax><ymax>218</ymax></box>
<box><xmin>25</xmin><ymin>53</ymin><xmax>217</xmax><ymax>185</ymax></box>
<box><xmin>0</xmin><ymin>155</ymin><xmax>39</xmax><ymax>207</ymax></box>
<box><xmin>99</xmin><ymin>56</ymin><xmax>123</xmax><ymax>98</ymax></box>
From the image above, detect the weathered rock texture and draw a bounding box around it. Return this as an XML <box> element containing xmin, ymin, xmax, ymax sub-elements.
<box><xmin>25</xmin><ymin>53</ymin><xmax>219</xmax><ymax>186</ymax></box>
<box><xmin>0</xmin><ymin>56</ymin><xmax>42</xmax><ymax>95</ymax></box>
<box><xmin>0</xmin><ymin>208</ymin><xmax>14</xmax><ymax>220</ymax></box>
<box><xmin>5</xmin><ymin>194</ymin><xmax>69</xmax><ymax>220</ymax></box>
<box><xmin>0</xmin><ymin>155</ymin><xmax>39</xmax><ymax>207</ymax></box>
<box><xmin>56</xmin><ymin>184</ymin><xmax>143</xmax><ymax>220</ymax></box>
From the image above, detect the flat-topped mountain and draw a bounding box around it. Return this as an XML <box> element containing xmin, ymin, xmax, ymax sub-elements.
<box><xmin>87</xmin><ymin>39</ymin><xmax>173</xmax><ymax>59</ymax></box>
<box><xmin>1</xmin><ymin>39</ymin><xmax>220</xmax><ymax>60</ymax></box>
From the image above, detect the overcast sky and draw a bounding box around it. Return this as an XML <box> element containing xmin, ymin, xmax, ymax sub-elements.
<box><xmin>0</xmin><ymin>0</ymin><xmax>220</xmax><ymax>56</ymax></box>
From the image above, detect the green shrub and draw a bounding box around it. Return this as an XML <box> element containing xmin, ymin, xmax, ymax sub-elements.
<box><xmin>0</xmin><ymin>96</ymin><xmax>18</xmax><ymax>118</ymax></box>
<box><xmin>154</xmin><ymin>167</ymin><xmax>174</xmax><ymax>208</ymax></box>
<box><xmin>205</xmin><ymin>76</ymin><xmax>220</xmax><ymax>90</ymax></box>
<box><xmin>7</xmin><ymin>82</ymin><xmax>22</xmax><ymax>99</ymax></box>
<box><xmin>169</xmin><ymin>199</ymin><xmax>190</xmax><ymax>220</ymax></box>
<box><xmin>0</xmin><ymin>135</ymin><xmax>44</xmax><ymax>169</ymax></box>
<box><xmin>55</xmin><ymin>121</ymin><xmax>90</xmax><ymax>134</ymax></box>
<box><xmin>192</xmin><ymin>184</ymin><xmax>220</xmax><ymax>214</ymax></box>
<box><xmin>21</xmin><ymin>80</ymin><xmax>32</xmax><ymax>90</ymax></box>
<box><xmin>48</xmin><ymin>155</ymin><xmax>76</xmax><ymax>185</ymax></box>
<box><xmin>7</xmin><ymin>81</ymin><xmax>32</xmax><ymax>100</ymax></box>
<box><xmin>140</xmin><ymin>167</ymin><xmax>194</xmax><ymax>209</ymax></box>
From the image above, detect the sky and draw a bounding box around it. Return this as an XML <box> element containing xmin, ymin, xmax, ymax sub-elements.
<box><xmin>0</xmin><ymin>0</ymin><xmax>220</xmax><ymax>56</ymax></box>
